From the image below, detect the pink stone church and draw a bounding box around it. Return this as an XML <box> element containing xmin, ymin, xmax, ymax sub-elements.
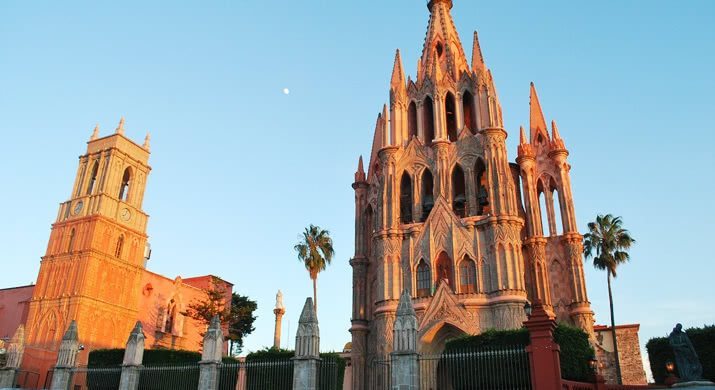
<box><xmin>348</xmin><ymin>0</ymin><xmax>646</xmax><ymax>387</ymax></box>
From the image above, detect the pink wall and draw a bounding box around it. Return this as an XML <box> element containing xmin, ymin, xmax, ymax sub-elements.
<box><xmin>0</xmin><ymin>285</ymin><xmax>34</xmax><ymax>340</ymax></box>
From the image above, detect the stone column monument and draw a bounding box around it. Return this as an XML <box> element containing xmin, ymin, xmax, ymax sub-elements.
<box><xmin>0</xmin><ymin>325</ymin><xmax>25</xmax><ymax>388</ymax></box>
<box><xmin>198</xmin><ymin>315</ymin><xmax>224</xmax><ymax>390</ymax></box>
<box><xmin>273</xmin><ymin>289</ymin><xmax>286</xmax><ymax>349</ymax></box>
<box><xmin>50</xmin><ymin>321</ymin><xmax>80</xmax><ymax>390</ymax></box>
<box><xmin>292</xmin><ymin>297</ymin><xmax>320</xmax><ymax>390</ymax></box>
<box><xmin>118</xmin><ymin>321</ymin><xmax>145</xmax><ymax>390</ymax></box>
<box><xmin>391</xmin><ymin>290</ymin><xmax>419</xmax><ymax>390</ymax></box>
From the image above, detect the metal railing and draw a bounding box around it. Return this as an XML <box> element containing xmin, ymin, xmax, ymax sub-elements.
<box><xmin>240</xmin><ymin>359</ymin><xmax>294</xmax><ymax>390</ymax></box>
<box><xmin>15</xmin><ymin>370</ymin><xmax>40</xmax><ymax>389</ymax></box>
<box><xmin>70</xmin><ymin>366</ymin><xmax>122</xmax><ymax>390</ymax></box>
<box><xmin>368</xmin><ymin>358</ymin><xmax>392</xmax><ymax>390</ymax></box>
<box><xmin>317</xmin><ymin>357</ymin><xmax>340</xmax><ymax>390</ymax></box>
<box><xmin>138</xmin><ymin>363</ymin><xmax>200</xmax><ymax>390</ymax></box>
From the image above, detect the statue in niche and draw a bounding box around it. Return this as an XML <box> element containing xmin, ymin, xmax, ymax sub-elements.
<box><xmin>668</xmin><ymin>323</ymin><xmax>703</xmax><ymax>381</ymax></box>
<box><xmin>275</xmin><ymin>290</ymin><xmax>284</xmax><ymax>310</ymax></box>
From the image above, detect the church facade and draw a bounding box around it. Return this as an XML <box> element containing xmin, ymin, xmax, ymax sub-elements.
<box><xmin>0</xmin><ymin>121</ymin><xmax>232</xmax><ymax>382</ymax></box>
<box><xmin>350</xmin><ymin>1</ymin><xmax>595</xmax><ymax>388</ymax></box>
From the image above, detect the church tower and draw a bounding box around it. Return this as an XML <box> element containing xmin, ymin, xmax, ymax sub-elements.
<box><xmin>350</xmin><ymin>1</ymin><xmax>593</xmax><ymax>389</ymax></box>
<box><xmin>23</xmin><ymin>119</ymin><xmax>151</xmax><ymax>375</ymax></box>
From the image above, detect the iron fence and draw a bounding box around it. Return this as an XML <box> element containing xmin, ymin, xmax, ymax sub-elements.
<box><xmin>369</xmin><ymin>358</ymin><xmax>392</xmax><ymax>390</ymax></box>
<box><xmin>138</xmin><ymin>363</ymin><xmax>200</xmax><ymax>390</ymax></box>
<box><xmin>317</xmin><ymin>356</ymin><xmax>340</xmax><ymax>390</ymax></box>
<box><xmin>14</xmin><ymin>370</ymin><xmax>40</xmax><ymax>389</ymax></box>
<box><xmin>241</xmin><ymin>359</ymin><xmax>294</xmax><ymax>390</ymax></box>
<box><xmin>69</xmin><ymin>366</ymin><xmax>122</xmax><ymax>390</ymax></box>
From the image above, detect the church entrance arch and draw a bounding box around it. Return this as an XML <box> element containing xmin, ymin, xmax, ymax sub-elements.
<box><xmin>419</xmin><ymin>322</ymin><xmax>468</xmax><ymax>390</ymax></box>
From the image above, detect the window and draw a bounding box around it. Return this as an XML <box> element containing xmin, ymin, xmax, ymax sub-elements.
<box><xmin>452</xmin><ymin>165</ymin><xmax>466</xmax><ymax>217</ymax></box>
<box><xmin>423</xmin><ymin>96</ymin><xmax>435</xmax><ymax>145</ymax></box>
<box><xmin>86</xmin><ymin>161</ymin><xmax>99</xmax><ymax>195</ymax></box>
<box><xmin>416</xmin><ymin>260</ymin><xmax>431</xmax><ymax>297</ymax></box>
<box><xmin>463</xmin><ymin>90</ymin><xmax>476</xmax><ymax>134</ymax></box>
<box><xmin>408</xmin><ymin>102</ymin><xmax>418</xmax><ymax>140</ymax></box>
<box><xmin>68</xmin><ymin>229</ymin><xmax>75</xmax><ymax>252</ymax></box>
<box><xmin>421</xmin><ymin>169</ymin><xmax>434</xmax><ymax>222</ymax></box>
<box><xmin>445</xmin><ymin>92</ymin><xmax>457</xmax><ymax>142</ymax></box>
<box><xmin>435</xmin><ymin>252</ymin><xmax>454</xmax><ymax>291</ymax></box>
<box><xmin>400</xmin><ymin>172</ymin><xmax>413</xmax><ymax>224</ymax></box>
<box><xmin>165</xmin><ymin>299</ymin><xmax>176</xmax><ymax>334</ymax></box>
<box><xmin>475</xmin><ymin>159</ymin><xmax>489</xmax><ymax>216</ymax></box>
<box><xmin>118</xmin><ymin>167</ymin><xmax>132</xmax><ymax>201</ymax></box>
<box><xmin>115</xmin><ymin>235</ymin><xmax>124</xmax><ymax>258</ymax></box>
<box><xmin>459</xmin><ymin>259</ymin><xmax>477</xmax><ymax>293</ymax></box>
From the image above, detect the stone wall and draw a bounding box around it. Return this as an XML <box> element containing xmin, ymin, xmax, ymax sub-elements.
<box><xmin>594</xmin><ymin>324</ymin><xmax>647</xmax><ymax>385</ymax></box>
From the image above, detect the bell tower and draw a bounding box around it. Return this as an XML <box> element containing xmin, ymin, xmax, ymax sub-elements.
<box><xmin>23</xmin><ymin>119</ymin><xmax>152</xmax><ymax>375</ymax></box>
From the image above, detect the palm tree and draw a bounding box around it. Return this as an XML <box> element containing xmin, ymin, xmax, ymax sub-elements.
<box><xmin>294</xmin><ymin>224</ymin><xmax>335</xmax><ymax>314</ymax></box>
<box><xmin>583</xmin><ymin>214</ymin><xmax>635</xmax><ymax>385</ymax></box>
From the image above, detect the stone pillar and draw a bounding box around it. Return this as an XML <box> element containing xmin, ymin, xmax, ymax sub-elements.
<box><xmin>292</xmin><ymin>297</ymin><xmax>320</xmax><ymax>390</ymax></box>
<box><xmin>0</xmin><ymin>325</ymin><xmax>25</xmax><ymax>388</ymax></box>
<box><xmin>118</xmin><ymin>321</ymin><xmax>145</xmax><ymax>390</ymax></box>
<box><xmin>274</xmin><ymin>290</ymin><xmax>286</xmax><ymax>349</ymax></box>
<box><xmin>524</xmin><ymin>301</ymin><xmax>562</xmax><ymax>390</ymax></box>
<box><xmin>50</xmin><ymin>321</ymin><xmax>80</xmax><ymax>390</ymax></box>
<box><xmin>198</xmin><ymin>315</ymin><xmax>224</xmax><ymax>390</ymax></box>
<box><xmin>390</xmin><ymin>291</ymin><xmax>419</xmax><ymax>390</ymax></box>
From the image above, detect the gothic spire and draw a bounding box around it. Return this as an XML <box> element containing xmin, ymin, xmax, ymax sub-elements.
<box><xmin>116</xmin><ymin>117</ymin><xmax>125</xmax><ymax>135</ymax></box>
<box><xmin>90</xmin><ymin>124</ymin><xmax>100</xmax><ymax>141</ymax></box>
<box><xmin>390</xmin><ymin>49</ymin><xmax>406</xmax><ymax>93</ymax></box>
<box><xmin>551</xmin><ymin>120</ymin><xmax>561</xmax><ymax>140</ymax></box>
<box><xmin>143</xmin><ymin>132</ymin><xmax>151</xmax><ymax>150</ymax></box>
<box><xmin>471</xmin><ymin>31</ymin><xmax>486</xmax><ymax>73</ymax></box>
<box><xmin>529</xmin><ymin>83</ymin><xmax>549</xmax><ymax>144</ymax></box>
<box><xmin>519</xmin><ymin>126</ymin><xmax>527</xmax><ymax>145</ymax></box>
<box><xmin>420</xmin><ymin>0</ymin><xmax>469</xmax><ymax>82</ymax></box>
<box><xmin>355</xmin><ymin>155</ymin><xmax>366</xmax><ymax>183</ymax></box>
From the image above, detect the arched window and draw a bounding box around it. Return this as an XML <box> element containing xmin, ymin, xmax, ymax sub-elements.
<box><xmin>452</xmin><ymin>165</ymin><xmax>466</xmax><ymax>217</ymax></box>
<box><xmin>475</xmin><ymin>159</ymin><xmax>489</xmax><ymax>216</ymax></box>
<box><xmin>118</xmin><ymin>167</ymin><xmax>132</xmax><ymax>201</ymax></box>
<box><xmin>423</xmin><ymin>96</ymin><xmax>435</xmax><ymax>145</ymax></box>
<box><xmin>463</xmin><ymin>90</ymin><xmax>476</xmax><ymax>134</ymax></box>
<box><xmin>459</xmin><ymin>258</ymin><xmax>477</xmax><ymax>293</ymax></box>
<box><xmin>421</xmin><ymin>169</ymin><xmax>434</xmax><ymax>222</ymax></box>
<box><xmin>86</xmin><ymin>161</ymin><xmax>99</xmax><ymax>195</ymax></box>
<box><xmin>445</xmin><ymin>92</ymin><xmax>457</xmax><ymax>142</ymax></box>
<box><xmin>408</xmin><ymin>101</ymin><xmax>418</xmax><ymax>140</ymax></box>
<box><xmin>416</xmin><ymin>260</ymin><xmax>431</xmax><ymax>297</ymax></box>
<box><xmin>435</xmin><ymin>252</ymin><xmax>454</xmax><ymax>291</ymax></box>
<box><xmin>400</xmin><ymin>172</ymin><xmax>413</xmax><ymax>224</ymax></box>
<box><xmin>538</xmin><ymin>184</ymin><xmax>549</xmax><ymax>236</ymax></box>
<box><xmin>165</xmin><ymin>299</ymin><xmax>176</xmax><ymax>334</ymax></box>
<box><xmin>68</xmin><ymin>228</ymin><xmax>76</xmax><ymax>252</ymax></box>
<box><xmin>115</xmin><ymin>235</ymin><xmax>124</xmax><ymax>258</ymax></box>
<box><xmin>552</xmin><ymin>187</ymin><xmax>563</xmax><ymax>235</ymax></box>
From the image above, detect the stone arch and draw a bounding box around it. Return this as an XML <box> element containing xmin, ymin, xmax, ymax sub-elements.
<box><xmin>474</xmin><ymin>158</ymin><xmax>489</xmax><ymax>216</ymax></box>
<box><xmin>118</xmin><ymin>166</ymin><xmax>132</xmax><ymax>201</ymax></box>
<box><xmin>407</xmin><ymin>101</ymin><xmax>418</xmax><ymax>140</ymax></box>
<box><xmin>419</xmin><ymin>321</ymin><xmax>468</xmax><ymax>356</ymax></box>
<box><xmin>423</xmin><ymin>95</ymin><xmax>435</xmax><ymax>145</ymax></box>
<box><xmin>451</xmin><ymin>163</ymin><xmax>466</xmax><ymax>217</ymax></box>
<box><xmin>399</xmin><ymin>171</ymin><xmax>413</xmax><ymax>224</ymax></box>
<box><xmin>458</xmin><ymin>256</ymin><xmax>477</xmax><ymax>293</ymax></box>
<box><xmin>445</xmin><ymin>91</ymin><xmax>458</xmax><ymax>142</ymax></box>
<box><xmin>462</xmin><ymin>89</ymin><xmax>476</xmax><ymax>134</ymax></box>
<box><xmin>435</xmin><ymin>251</ymin><xmax>454</xmax><ymax>291</ymax></box>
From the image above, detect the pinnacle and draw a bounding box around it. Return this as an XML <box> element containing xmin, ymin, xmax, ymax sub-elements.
<box><xmin>357</xmin><ymin>155</ymin><xmax>364</xmax><ymax>174</ymax></box>
<box><xmin>390</xmin><ymin>49</ymin><xmax>406</xmax><ymax>91</ymax></box>
<box><xmin>90</xmin><ymin>124</ymin><xmax>100</xmax><ymax>141</ymax></box>
<box><xmin>143</xmin><ymin>132</ymin><xmax>151</xmax><ymax>150</ymax></box>
<box><xmin>471</xmin><ymin>31</ymin><xmax>485</xmax><ymax>72</ymax></box>
<box><xmin>519</xmin><ymin>126</ymin><xmax>527</xmax><ymax>145</ymax></box>
<box><xmin>551</xmin><ymin>120</ymin><xmax>562</xmax><ymax>140</ymax></box>
<box><xmin>298</xmin><ymin>297</ymin><xmax>318</xmax><ymax>324</ymax></box>
<box><xmin>116</xmin><ymin>116</ymin><xmax>125</xmax><ymax>135</ymax></box>
<box><xmin>62</xmin><ymin>320</ymin><xmax>78</xmax><ymax>341</ymax></box>
<box><xmin>529</xmin><ymin>83</ymin><xmax>549</xmax><ymax>143</ymax></box>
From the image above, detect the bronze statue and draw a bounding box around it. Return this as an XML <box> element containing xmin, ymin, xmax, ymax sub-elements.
<box><xmin>668</xmin><ymin>323</ymin><xmax>703</xmax><ymax>381</ymax></box>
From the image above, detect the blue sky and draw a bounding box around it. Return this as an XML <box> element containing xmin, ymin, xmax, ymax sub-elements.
<box><xmin>1</xmin><ymin>0</ymin><xmax>713</xmax><ymax>371</ymax></box>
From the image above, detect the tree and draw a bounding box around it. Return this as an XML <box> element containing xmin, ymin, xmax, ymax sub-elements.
<box><xmin>583</xmin><ymin>214</ymin><xmax>635</xmax><ymax>385</ymax></box>
<box><xmin>184</xmin><ymin>276</ymin><xmax>257</xmax><ymax>355</ymax></box>
<box><xmin>294</xmin><ymin>224</ymin><xmax>335</xmax><ymax>314</ymax></box>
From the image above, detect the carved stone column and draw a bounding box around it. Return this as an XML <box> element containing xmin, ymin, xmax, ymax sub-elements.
<box><xmin>391</xmin><ymin>291</ymin><xmax>419</xmax><ymax>390</ymax></box>
<box><xmin>524</xmin><ymin>238</ymin><xmax>552</xmax><ymax>308</ymax></box>
<box><xmin>119</xmin><ymin>322</ymin><xmax>144</xmax><ymax>390</ymax></box>
<box><xmin>563</xmin><ymin>233</ymin><xmax>594</xmax><ymax>336</ymax></box>
<box><xmin>50</xmin><ymin>321</ymin><xmax>79</xmax><ymax>390</ymax></box>
<box><xmin>198</xmin><ymin>315</ymin><xmax>224</xmax><ymax>390</ymax></box>
<box><xmin>0</xmin><ymin>325</ymin><xmax>25</xmax><ymax>388</ymax></box>
<box><xmin>293</xmin><ymin>298</ymin><xmax>320</xmax><ymax>390</ymax></box>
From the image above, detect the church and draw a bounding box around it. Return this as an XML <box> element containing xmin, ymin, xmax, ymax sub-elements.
<box><xmin>349</xmin><ymin>0</ymin><xmax>644</xmax><ymax>387</ymax></box>
<box><xmin>0</xmin><ymin>121</ymin><xmax>232</xmax><ymax>383</ymax></box>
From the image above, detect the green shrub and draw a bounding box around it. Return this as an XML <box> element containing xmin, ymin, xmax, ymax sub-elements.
<box><xmin>88</xmin><ymin>348</ymin><xmax>201</xmax><ymax>367</ymax></box>
<box><xmin>646</xmin><ymin>324</ymin><xmax>715</xmax><ymax>384</ymax></box>
<box><xmin>444</xmin><ymin>323</ymin><xmax>594</xmax><ymax>382</ymax></box>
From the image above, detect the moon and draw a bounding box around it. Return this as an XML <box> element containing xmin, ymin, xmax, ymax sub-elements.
<box><xmin>282</xmin><ymin>88</ymin><xmax>290</xmax><ymax>95</ymax></box>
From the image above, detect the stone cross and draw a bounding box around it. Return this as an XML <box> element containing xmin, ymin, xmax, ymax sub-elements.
<box><xmin>0</xmin><ymin>325</ymin><xmax>25</xmax><ymax>388</ymax></box>
<box><xmin>50</xmin><ymin>321</ymin><xmax>79</xmax><ymax>390</ymax></box>
<box><xmin>198</xmin><ymin>315</ymin><xmax>224</xmax><ymax>390</ymax></box>
<box><xmin>391</xmin><ymin>290</ymin><xmax>419</xmax><ymax>390</ymax></box>
<box><xmin>293</xmin><ymin>297</ymin><xmax>320</xmax><ymax>390</ymax></box>
<box><xmin>119</xmin><ymin>321</ymin><xmax>145</xmax><ymax>390</ymax></box>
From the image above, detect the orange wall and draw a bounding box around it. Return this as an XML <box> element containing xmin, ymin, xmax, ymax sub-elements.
<box><xmin>0</xmin><ymin>285</ymin><xmax>34</xmax><ymax>340</ymax></box>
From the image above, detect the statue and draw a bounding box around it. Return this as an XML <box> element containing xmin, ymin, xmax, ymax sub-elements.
<box><xmin>668</xmin><ymin>323</ymin><xmax>703</xmax><ymax>381</ymax></box>
<box><xmin>275</xmin><ymin>289</ymin><xmax>284</xmax><ymax>310</ymax></box>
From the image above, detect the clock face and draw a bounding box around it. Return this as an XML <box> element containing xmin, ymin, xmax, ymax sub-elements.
<box><xmin>73</xmin><ymin>201</ymin><xmax>83</xmax><ymax>215</ymax></box>
<box><xmin>120</xmin><ymin>208</ymin><xmax>131</xmax><ymax>221</ymax></box>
